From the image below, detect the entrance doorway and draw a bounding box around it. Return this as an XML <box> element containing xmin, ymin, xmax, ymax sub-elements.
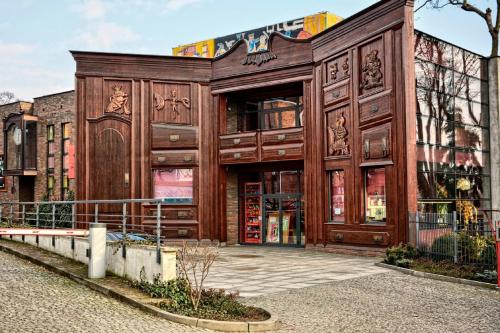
<box><xmin>18</xmin><ymin>176</ymin><xmax>35</xmax><ymax>202</ymax></box>
<box><xmin>240</xmin><ymin>169</ymin><xmax>304</xmax><ymax>246</ymax></box>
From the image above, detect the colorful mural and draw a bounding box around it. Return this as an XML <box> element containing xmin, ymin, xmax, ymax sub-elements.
<box><xmin>172</xmin><ymin>12</ymin><xmax>342</xmax><ymax>58</ymax></box>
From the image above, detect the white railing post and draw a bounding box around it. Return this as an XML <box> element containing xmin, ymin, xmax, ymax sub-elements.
<box><xmin>452</xmin><ymin>211</ymin><xmax>458</xmax><ymax>264</ymax></box>
<box><xmin>52</xmin><ymin>204</ymin><xmax>56</xmax><ymax>247</ymax></box>
<box><xmin>156</xmin><ymin>202</ymin><xmax>161</xmax><ymax>264</ymax></box>
<box><xmin>122</xmin><ymin>202</ymin><xmax>127</xmax><ymax>258</ymax></box>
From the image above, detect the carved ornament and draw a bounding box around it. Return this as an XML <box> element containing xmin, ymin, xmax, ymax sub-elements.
<box><xmin>106</xmin><ymin>86</ymin><xmax>130</xmax><ymax>115</ymax></box>
<box><xmin>154</xmin><ymin>90</ymin><xmax>191</xmax><ymax>119</ymax></box>
<box><xmin>360</xmin><ymin>50</ymin><xmax>383</xmax><ymax>90</ymax></box>
<box><xmin>241</xmin><ymin>51</ymin><xmax>277</xmax><ymax>66</ymax></box>
<box><xmin>342</xmin><ymin>58</ymin><xmax>349</xmax><ymax>76</ymax></box>
<box><xmin>327</xmin><ymin>112</ymin><xmax>349</xmax><ymax>156</ymax></box>
<box><xmin>329</xmin><ymin>62</ymin><xmax>339</xmax><ymax>81</ymax></box>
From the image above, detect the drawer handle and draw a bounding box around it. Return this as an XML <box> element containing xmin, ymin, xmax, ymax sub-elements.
<box><xmin>234</xmin><ymin>153</ymin><xmax>241</xmax><ymax>159</ymax></box>
<box><xmin>277</xmin><ymin>134</ymin><xmax>286</xmax><ymax>141</ymax></box>
<box><xmin>370</xmin><ymin>105</ymin><xmax>379</xmax><ymax>113</ymax></box>
<box><xmin>233</xmin><ymin>138</ymin><xmax>241</xmax><ymax>145</ymax></box>
<box><xmin>184</xmin><ymin>155</ymin><xmax>193</xmax><ymax>162</ymax></box>
<box><xmin>169</xmin><ymin>134</ymin><xmax>180</xmax><ymax>142</ymax></box>
<box><xmin>157</xmin><ymin>156</ymin><xmax>166</xmax><ymax>162</ymax></box>
<box><xmin>278</xmin><ymin>149</ymin><xmax>286</xmax><ymax>156</ymax></box>
<box><xmin>177</xmin><ymin>211</ymin><xmax>189</xmax><ymax>218</ymax></box>
<box><xmin>332</xmin><ymin>91</ymin><xmax>341</xmax><ymax>98</ymax></box>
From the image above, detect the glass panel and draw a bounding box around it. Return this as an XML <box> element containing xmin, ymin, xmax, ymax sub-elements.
<box><xmin>456</xmin><ymin>175</ymin><xmax>490</xmax><ymax>200</ymax></box>
<box><xmin>263</xmin><ymin>112</ymin><xmax>280</xmax><ymax>129</ymax></box>
<box><xmin>6</xmin><ymin>125</ymin><xmax>22</xmax><ymax>170</ymax></box>
<box><xmin>417</xmin><ymin>145</ymin><xmax>453</xmax><ymax>172</ymax></box>
<box><xmin>63</xmin><ymin>154</ymin><xmax>69</xmax><ymax>170</ymax></box>
<box><xmin>281</xmin><ymin>198</ymin><xmax>297</xmax><ymax>245</ymax></box>
<box><xmin>365</xmin><ymin>168</ymin><xmax>386</xmax><ymax>223</ymax></box>
<box><xmin>48</xmin><ymin>142</ymin><xmax>55</xmax><ymax>155</ymax></box>
<box><xmin>63</xmin><ymin>123</ymin><xmax>71</xmax><ymax>139</ymax></box>
<box><xmin>48</xmin><ymin>156</ymin><xmax>55</xmax><ymax>169</ymax></box>
<box><xmin>455</xmin><ymin>150</ymin><xmax>490</xmax><ymax>175</ymax></box>
<box><xmin>454</xmin><ymin>98</ymin><xmax>488</xmax><ymax>126</ymax></box>
<box><xmin>62</xmin><ymin>175</ymin><xmax>69</xmax><ymax>189</ymax></box>
<box><xmin>417</xmin><ymin>116</ymin><xmax>453</xmax><ymax>146</ymax></box>
<box><xmin>264</xmin><ymin>198</ymin><xmax>280</xmax><ymax>244</ymax></box>
<box><xmin>47</xmin><ymin>125</ymin><xmax>54</xmax><ymax>141</ymax></box>
<box><xmin>153</xmin><ymin>168</ymin><xmax>193</xmax><ymax>204</ymax></box>
<box><xmin>47</xmin><ymin>175</ymin><xmax>54</xmax><ymax>189</ymax></box>
<box><xmin>329</xmin><ymin>170</ymin><xmax>345</xmax><ymax>223</ymax></box>
<box><xmin>455</xmin><ymin>125</ymin><xmax>489</xmax><ymax>150</ymax></box>
<box><xmin>0</xmin><ymin>156</ymin><xmax>4</xmax><ymax>189</ymax></box>
<box><xmin>24</xmin><ymin>121</ymin><xmax>37</xmax><ymax>170</ymax></box>
<box><xmin>417</xmin><ymin>172</ymin><xmax>435</xmax><ymax>199</ymax></box>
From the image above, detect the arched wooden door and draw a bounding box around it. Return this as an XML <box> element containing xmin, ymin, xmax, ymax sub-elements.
<box><xmin>89</xmin><ymin>118</ymin><xmax>131</xmax><ymax>215</ymax></box>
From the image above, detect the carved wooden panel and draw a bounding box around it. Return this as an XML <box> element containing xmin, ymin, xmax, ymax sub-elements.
<box><xmin>261</xmin><ymin>143</ymin><xmax>304</xmax><ymax>162</ymax></box>
<box><xmin>152</xmin><ymin>82</ymin><xmax>191</xmax><ymax>124</ymax></box>
<box><xmin>103</xmin><ymin>80</ymin><xmax>132</xmax><ymax>119</ymax></box>
<box><xmin>325</xmin><ymin>105</ymin><xmax>350</xmax><ymax>158</ymax></box>
<box><xmin>151</xmin><ymin>150</ymin><xmax>198</xmax><ymax>166</ymax></box>
<box><xmin>151</xmin><ymin>124</ymin><xmax>198</xmax><ymax>149</ymax></box>
<box><xmin>358</xmin><ymin>37</ymin><xmax>384</xmax><ymax>96</ymax></box>
<box><xmin>359</xmin><ymin>90</ymin><xmax>392</xmax><ymax>125</ymax></box>
<box><xmin>220</xmin><ymin>147</ymin><xmax>258</xmax><ymax>164</ymax></box>
<box><xmin>361</xmin><ymin>123</ymin><xmax>391</xmax><ymax>162</ymax></box>
<box><xmin>324</xmin><ymin>82</ymin><xmax>350</xmax><ymax>106</ymax></box>
<box><xmin>325</xmin><ymin>53</ymin><xmax>350</xmax><ymax>85</ymax></box>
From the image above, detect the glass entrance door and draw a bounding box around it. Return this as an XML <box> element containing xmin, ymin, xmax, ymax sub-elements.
<box><xmin>263</xmin><ymin>194</ymin><xmax>303</xmax><ymax>246</ymax></box>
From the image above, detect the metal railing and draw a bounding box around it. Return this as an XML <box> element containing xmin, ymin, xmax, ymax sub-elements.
<box><xmin>0</xmin><ymin>199</ymin><xmax>167</xmax><ymax>263</ymax></box>
<box><xmin>409</xmin><ymin>212</ymin><xmax>497</xmax><ymax>271</ymax></box>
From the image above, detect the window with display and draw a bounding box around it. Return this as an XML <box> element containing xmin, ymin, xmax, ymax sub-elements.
<box><xmin>364</xmin><ymin>167</ymin><xmax>386</xmax><ymax>223</ymax></box>
<box><xmin>47</xmin><ymin>125</ymin><xmax>55</xmax><ymax>196</ymax></box>
<box><xmin>328</xmin><ymin>170</ymin><xmax>345</xmax><ymax>223</ymax></box>
<box><xmin>414</xmin><ymin>30</ymin><xmax>491</xmax><ymax>224</ymax></box>
<box><xmin>61</xmin><ymin>123</ymin><xmax>71</xmax><ymax>198</ymax></box>
<box><xmin>0</xmin><ymin>155</ymin><xmax>5</xmax><ymax>190</ymax></box>
<box><xmin>153</xmin><ymin>168</ymin><xmax>193</xmax><ymax>204</ymax></box>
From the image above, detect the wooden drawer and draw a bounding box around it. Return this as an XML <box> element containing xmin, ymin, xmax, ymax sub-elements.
<box><xmin>219</xmin><ymin>132</ymin><xmax>257</xmax><ymax>149</ymax></box>
<box><xmin>151</xmin><ymin>150</ymin><xmax>198</xmax><ymax>166</ymax></box>
<box><xmin>151</xmin><ymin>124</ymin><xmax>198</xmax><ymax>149</ymax></box>
<box><xmin>260</xmin><ymin>127</ymin><xmax>303</xmax><ymax>146</ymax></box>
<box><xmin>261</xmin><ymin>143</ymin><xmax>304</xmax><ymax>162</ymax></box>
<box><xmin>142</xmin><ymin>222</ymin><xmax>198</xmax><ymax>239</ymax></box>
<box><xmin>361</xmin><ymin>124</ymin><xmax>391</xmax><ymax>161</ymax></box>
<box><xmin>359</xmin><ymin>91</ymin><xmax>392</xmax><ymax>125</ymax></box>
<box><xmin>324</xmin><ymin>82</ymin><xmax>349</xmax><ymax>106</ymax></box>
<box><xmin>143</xmin><ymin>206</ymin><xmax>197</xmax><ymax>220</ymax></box>
<box><xmin>328</xmin><ymin>229</ymin><xmax>391</xmax><ymax>246</ymax></box>
<box><xmin>220</xmin><ymin>147</ymin><xmax>258</xmax><ymax>164</ymax></box>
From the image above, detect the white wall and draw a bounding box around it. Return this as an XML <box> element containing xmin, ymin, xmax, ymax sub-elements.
<box><xmin>7</xmin><ymin>235</ymin><xmax>176</xmax><ymax>283</ymax></box>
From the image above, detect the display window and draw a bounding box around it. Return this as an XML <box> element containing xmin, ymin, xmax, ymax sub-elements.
<box><xmin>364</xmin><ymin>167</ymin><xmax>386</xmax><ymax>223</ymax></box>
<box><xmin>153</xmin><ymin>168</ymin><xmax>193</xmax><ymax>204</ymax></box>
<box><xmin>329</xmin><ymin>170</ymin><xmax>345</xmax><ymax>223</ymax></box>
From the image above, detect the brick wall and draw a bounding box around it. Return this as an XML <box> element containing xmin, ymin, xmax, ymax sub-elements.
<box><xmin>226</xmin><ymin>100</ymin><xmax>238</xmax><ymax>133</ymax></box>
<box><xmin>33</xmin><ymin>91</ymin><xmax>75</xmax><ymax>201</ymax></box>
<box><xmin>226</xmin><ymin>170</ymin><xmax>239</xmax><ymax>245</ymax></box>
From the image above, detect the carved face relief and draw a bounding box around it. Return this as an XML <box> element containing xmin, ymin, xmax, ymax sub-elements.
<box><xmin>330</xmin><ymin>62</ymin><xmax>339</xmax><ymax>81</ymax></box>
<box><xmin>360</xmin><ymin>49</ymin><xmax>383</xmax><ymax>91</ymax></box>
<box><xmin>342</xmin><ymin>58</ymin><xmax>349</xmax><ymax>76</ymax></box>
<box><xmin>327</xmin><ymin>112</ymin><xmax>349</xmax><ymax>156</ymax></box>
<box><xmin>106</xmin><ymin>86</ymin><xmax>130</xmax><ymax>115</ymax></box>
<box><xmin>153</xmin><ymin>89</ymin><xmax>191</xmax><ymax>119</ymax></box>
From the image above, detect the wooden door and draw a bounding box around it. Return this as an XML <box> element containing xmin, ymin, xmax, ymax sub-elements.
<box><xmin>89</xmin><ymin>118</ymin><xmax>131</xmax><ymax>215</ymax></box>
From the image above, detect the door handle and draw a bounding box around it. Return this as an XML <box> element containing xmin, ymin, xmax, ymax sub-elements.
<box><xmin>124</xmin><ymin>172</ymin><xmax>130</xmax><ymax>186</ymax></box>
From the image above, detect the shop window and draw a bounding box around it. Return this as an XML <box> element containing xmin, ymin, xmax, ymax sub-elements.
<box><xmin>329</xmin><ymin>170</ymin><xmax>345</xmax><ymax>223</ymax></box>
<box><xmin>364</xmin><ymin>167</ymin><xmax>386</xmax><ymax>223</ymax></box>
<box><xmin>47</xmin><ymin>125</ymin><xmax>55</xmax><ymax>196</ymax></box>
<box><xmin>61</xmin><ymin>123</ymin><xmax>71</xmax><ymax>198</ymax></box>
<box><xmin>153</xmin><ymin>168</ymin><xmax>193</xmax><ymax>204</ymax></box>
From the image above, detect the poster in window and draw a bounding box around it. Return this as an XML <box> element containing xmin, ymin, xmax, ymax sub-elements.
<box><xmin>266</xmin><ymin>213</ymin><xmax>279</xmax><ymax>243</ymax></box>
<box><xmin>281</xmin><ymin>213</ymin><xmax>290</xmax><ymax>244</ymax></box>
<box><xmin>153</xmin><ymin>169</ymin><xmax>193</xmax><ymax>204</ymax></box>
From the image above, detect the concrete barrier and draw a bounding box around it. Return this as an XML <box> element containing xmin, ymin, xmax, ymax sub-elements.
<box><xmin>8</xmin><ymin>234</ymin><xmax>175</xmax><ymax>283</ymax></box>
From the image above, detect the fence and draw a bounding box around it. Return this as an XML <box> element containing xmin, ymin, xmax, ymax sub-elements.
<box><xmin>0</xmin><ymin>199</ymin><xmax>167</xmax><ymax>264</ymax></box>
<box><xmin>408</xmin><ymin>212</ymin><xmax>497</xmax><ymax>271</ymax></box>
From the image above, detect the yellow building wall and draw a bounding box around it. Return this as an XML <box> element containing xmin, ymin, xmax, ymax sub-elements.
<box><xmin>172</xmin><ymin>39</ymin><xmax>215</xmax><ymax>58</ymax></box>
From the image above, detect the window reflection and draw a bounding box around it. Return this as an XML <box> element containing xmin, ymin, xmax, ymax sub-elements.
<box><xmin>329</xmin><ymin>170</ymin><xmax>345</xmax><ymax>223</ymax></box>
<box><xmin>365</xmin><ymin>168</ymin><xmax>386</xmax><ymax>224</ymax></box>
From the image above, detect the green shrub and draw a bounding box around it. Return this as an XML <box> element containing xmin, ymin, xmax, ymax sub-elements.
<box><xmin>384</xmin><ymin>243</ymin><xmax>419</xmax><ymax>267</ymax></box>
<box><xmin>131</xmin><ymin>273</ymin><xmax>190</xmax><ymax>308</ymax></box>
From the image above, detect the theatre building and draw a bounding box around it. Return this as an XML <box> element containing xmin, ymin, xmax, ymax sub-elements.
<box><xmin>69</xmin><ymin>0</ymin><xmax>494</xmax><ymax>249</ymax></box>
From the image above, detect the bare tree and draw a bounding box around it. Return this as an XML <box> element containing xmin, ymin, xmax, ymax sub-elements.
<box><xmin>0</xmin><ymin>91</ymin><xmax>17</xmax><ymax>105</ymax></box>
<box><xmin>177</xmin><ymin>241</ymin><xmax>219</xmax><ymax>311</ymax></box>
<box><xmin>416</xmin><ymin>0</ymin><xmax>500</xmax><ymax>57</ymax></box>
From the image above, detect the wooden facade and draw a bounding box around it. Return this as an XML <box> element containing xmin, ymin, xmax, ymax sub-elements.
<box><xmin>72</xmin><ymin>0</ymin><xmax>417</xmax><ymax>248</ymax></box>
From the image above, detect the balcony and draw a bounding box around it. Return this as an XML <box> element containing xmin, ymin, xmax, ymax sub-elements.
<box><xmin>219</xmin><ymin>127</ymin><xmax>304</xmax><ymax>164</ymax></box>
<box><xmin>3</xmin><ymin>113</ymin><xmax>38</xmax><ymax>176</ymax></box>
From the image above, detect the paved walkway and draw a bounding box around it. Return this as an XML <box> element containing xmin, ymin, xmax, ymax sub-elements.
<box><xmin>204</xmin><ymin>246</ymin><xmax>388</xmax><ymax>297</ymax></box>
<box><xmin>0</xmin><ymin>250</ymin><xmax>210</xmax><ymax>333</ymax></box>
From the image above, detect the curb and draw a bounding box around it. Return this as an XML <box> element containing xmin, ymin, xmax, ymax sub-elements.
<box><xmin>375</xmin><ymin>262</ymin><xmax>499</xmax><ymax>291</ymax></box>
<box><xmin>0</xmin><ymin>241</ymin><xmax>279</xmax><ymax>332</ymax></box>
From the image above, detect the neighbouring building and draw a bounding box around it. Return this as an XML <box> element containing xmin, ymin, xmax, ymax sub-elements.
<box><xmin>2</xmin><ymin>0</ymin><xmax>495</xmax><ymax>249</ymax></box>
<box><xmin>0</xmin><ymin>91</ymin><xmax>76</xmax><ymax>203</ymax></box>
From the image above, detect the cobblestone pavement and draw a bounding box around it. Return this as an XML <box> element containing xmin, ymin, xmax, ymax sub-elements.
<box><xmin>205</xmin><ymin>246</ymin><xmax>388</xmax><ymax>297</ymax></box>
<box><xmin>0</xmin><ymin>251</ymin><xmax>210</xmax><ymax>333</ymax></box>
<box><xmin>243</xmin><ymin>270</ymin><xmax>500</xmax><ymax>333</ymax></box>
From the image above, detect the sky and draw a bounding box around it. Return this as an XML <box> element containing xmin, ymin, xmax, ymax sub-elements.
<box><xmin>0</xmin><ymin>0</ymin><xmax>493</xmax><ymax>101</ymax></box>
